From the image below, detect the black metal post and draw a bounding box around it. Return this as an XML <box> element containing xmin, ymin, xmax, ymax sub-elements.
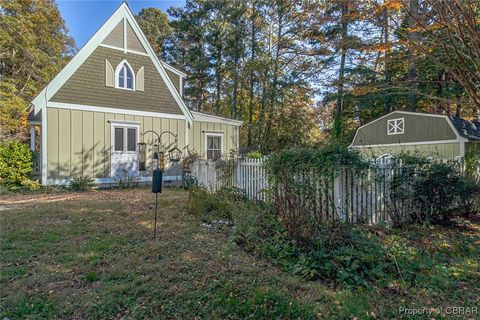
<box><xmin>139</xmin><ymin>129</ymin><xmax>179</xmax><ymax>240</ymax></box>
<box><xmin>153</xmin><ymin>192</ymin><xmax>158</xmax><ymax>239</ymax></box>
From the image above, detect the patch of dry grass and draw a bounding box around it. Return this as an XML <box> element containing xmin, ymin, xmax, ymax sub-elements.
<box><xmin>1</xmin><ymin>188</ymin><xmax>479</xmax><ymax>319</ymax></box>
<box><xmin>0</xmin><ymin>189</ymin><xmax>322</xmax><ymax>319</ymax></box>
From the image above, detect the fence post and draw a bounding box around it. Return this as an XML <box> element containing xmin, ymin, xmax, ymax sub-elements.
<box><xmin>236</xmin><ymin>158</ymin><xmax>241</xmax><ymax>189</ymax></box>
<box><xmin>333</xmin><ymin>169</ymin><xmax>345</xmax><ymax>221</ymax></box>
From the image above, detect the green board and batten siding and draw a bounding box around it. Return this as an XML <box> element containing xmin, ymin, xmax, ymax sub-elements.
<box><xmin>355</xmin><ymin>143</ymin><xmax>461</xmax><ymax>159</ymax></box>
<box><xmin>46</xmin><ymin>108</ymin><xmax>239</xmax><ymax>181</ymax></box>
<box><xmin>351</xmin><ymin>111</ymin><xmax>464</xmax><ymax>159</ymax></box>
<box><xmin>188</xmin><ymin>120</ymin><xmax>239</xmax><ymax>158</ymax></box>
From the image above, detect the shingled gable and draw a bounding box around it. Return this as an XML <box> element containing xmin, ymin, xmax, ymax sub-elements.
<box><xmin>31</xmin><ymin>1</ymin><xmax>193</xmax><ymax>126</ymax></box>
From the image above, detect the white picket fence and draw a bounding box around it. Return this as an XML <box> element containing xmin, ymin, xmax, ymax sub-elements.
<box><xmin>191</xmin><ymin>156</ymin><xmax>469</xmax><ymax>224</ymax></box>
<box><xmin>192</xmin><ymin>157</ymin><xmax>268</xmax><ymax>201</ymax></box>
<box><xmin>236</xmin><ymin>157</ymin><xmax>268</xmax><ymax>201</ymax></box>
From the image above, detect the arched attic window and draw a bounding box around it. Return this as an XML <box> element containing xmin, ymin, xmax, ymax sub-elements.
<box><xmin>115</xmin><ymin>60</ymin><xmax>135</xmax><ymax>90</ymax></box>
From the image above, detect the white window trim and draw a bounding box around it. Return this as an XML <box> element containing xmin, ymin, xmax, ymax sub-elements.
<box><xmin>387</xmin><ymin>117</ymin><xmax>404</xmax><ymax>135</ymax></box>
<box><xmin>114</xmin><ymin>59</ymin><xmax>135</xmax><ymax>91</ymax></box>
<box><xmin>191</xmin><ymin>111</ymin><xmax>243</xmax><ymax>126</ymax></box>
<box><xmin>111</xmin><ymin>123</ymin><xmax>140</xmax><ymax>154</ymax></box>
<box><xmin>205</xmin><ymin>132</ymin><xmax>224</xmax><ymax>159</ymax></box>
<box><xmin>49</xmin><ymin>102</ymin><xmax>186</xmax><ymax>120</ymax></box>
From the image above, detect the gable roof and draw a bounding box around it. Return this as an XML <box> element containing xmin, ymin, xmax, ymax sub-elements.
<box><xmin>191</xmin><ymin>111</ymin><xmax>243</xmax><ymax>126</ymax></box>
<box><xmin>161</xmin><ymin>61</ymin><xmax>187</xmax><ymax>78</ymax></box>
<box><xmin>31</xmin><ymin>2</ymin><xmax>193</xmax><ymax>126</ymax></box>
<box><xmin>449</xmin><ymin>116</ymin><xmax>480</xmax><ymax>141</ymax></box>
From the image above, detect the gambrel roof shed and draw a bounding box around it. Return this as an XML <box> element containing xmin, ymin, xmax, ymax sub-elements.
<box><xmin>350</xmin><ymin>111</ymin><xmax>479</xmax><ymax>160</ymax></box>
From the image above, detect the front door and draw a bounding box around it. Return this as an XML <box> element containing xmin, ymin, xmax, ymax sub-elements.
<box><xmin>111</xmin><ymin>124</ymin><xmax>139</xmax><ymax>178</ymax></box>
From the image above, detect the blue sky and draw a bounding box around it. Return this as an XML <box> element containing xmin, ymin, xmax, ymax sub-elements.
<box><xmin>57</xmin><ymin>0</ymin><xmax>185</xmax><ymax>49</ymax></box>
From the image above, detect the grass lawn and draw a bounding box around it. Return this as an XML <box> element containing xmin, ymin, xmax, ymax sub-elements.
<box><xmin>1</xmin><ymin>188</ymin><xmax>479</xmax><ymax>319</ymax></box>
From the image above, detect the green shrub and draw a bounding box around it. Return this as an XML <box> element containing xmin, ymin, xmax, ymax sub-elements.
<box><xmin>68</xmin><ymin>177</ymin><xmax>95</xmax><ymax>192</ymax></box>
<box><xmin>231</xmin><ymin>201</ymin><xmax>279</xmax><ymax>252</ymax></box>
<box><xmin>265</xmin><ymin>145</ymin><xmax>368</xmax><ymax>243</ymax></box>
<box><xmin>188</xmin><ymin>187</ymin><xmax>246</xmax><ymax>222</ymax></box>
<box><xmin>246</xmin><ymin>150</ymin><xmax>263</xmax><ymax>159</ymax></box>
<box><xmin>389</xmin><ymin>156</ymin><xmax>479</xmax><ymax>223</ymax></box>
<box><xmin>262</xmin><ymin>223</ymin><xmax>396</xmax><ymax>287</ymax></box>
<box><xmin>0</xmin><ymin>140</ymin><xmax>35</xmax><ymax>189</ymax></box>
<box><xmin>402</xmin><ymin>162</ymin><xmax>478</xmax><ymax>224</ymax></box>
<box><xmin>457</xmin><ymin>178</ymin><xmax>480</xmax><ymax>217</ymax></box>
<box><xmin>411</xmin><ymin>163</ymin><xmax>463</xmax><ymax>223</ymax></box>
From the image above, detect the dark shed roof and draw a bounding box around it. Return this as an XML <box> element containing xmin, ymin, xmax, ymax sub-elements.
<box><xmin>27</xmin><ymin>110</ymin><xmax>41</xmax><ymax>123</ymax></box>
<box><xmin>449</xmin><ymin>116</ymin><xmax>480</xmax><ymax>141</ymax></box>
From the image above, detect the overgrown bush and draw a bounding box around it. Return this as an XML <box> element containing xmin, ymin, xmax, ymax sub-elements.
<box><xmin>456</xmin><ymin>178</ymin><xmax>480</xmax><ymax>217</ymax></box>
<box><xmin>188</xmin><ymin>182</ymin><xmax>478</xmax><ymax>290</ymax></box>
<box><xmin>113</xmin><ymin>170</ymin><xmax>139</xmax><ymax>188</ymax></box>
<box><xmin>266</xmin><ymin>145</ymin><xmax>368</xmax><ymax>244</ymax></box>
<box><xmin>246</xmin><ymin>150</ymin><xmax>263</xmax><ymax>159</ymax></box>
<box><xmin>413</xmin><ymin>163</ymin><xmax>463</xmax><ymax>222</ymax></box>
<box><xmin>262</xmin><ymin>223</ymin><xmax>395</xmax><ymax>286</ymax></box>
<box><xmin>180</xmin><ymin>151</ymin><xmax>200</xmax><ymax>171</ymax></box>
<box><xmin>214</xmin><ymin>150</ymin><xmax>238</xmax><ymax>186</ymax></box>
<box><xmin>68</xmin><ymin>177</ymin><xmax>95</xmax><ymax>192</ymax></box>
<box><xmin>188</xmin><ymin>185</ymin><xmax>279</xmax><ymax>250</ymax></box>
<box><xmin>0</xmin><ymin>140</ymin><xmax>38</xmax><ymax>190</ymax></box>
<box><xmin>389</xmin><ymin>158</ymin><xmax>479</xmax><ymax>224</ymax></box>
<box><xmin>231</xmin><ymin>201</ymin><xmax>279</xmax><ymax>252</ymax></box>
<box><xmin>188</xmin><ymin>186</ymin><xmax>246</xmax><ymax>222</ymax></box>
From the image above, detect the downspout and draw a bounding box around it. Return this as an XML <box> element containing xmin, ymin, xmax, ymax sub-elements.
<box><xmin>41</xmin><ymin>87</ymin><xmax>48</xmax><ymax>185</ymax></box>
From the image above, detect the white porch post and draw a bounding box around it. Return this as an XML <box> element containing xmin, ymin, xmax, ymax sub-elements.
<box><xmin>30</xmin><ymin>126</ymin><xmax>36</xmax><ymax>151</ymax></box>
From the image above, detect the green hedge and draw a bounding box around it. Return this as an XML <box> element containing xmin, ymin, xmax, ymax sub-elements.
<box><xmin>0</xmin><ymin>140</ymin><xmax>34</xmax><ymax>189</ymax></box>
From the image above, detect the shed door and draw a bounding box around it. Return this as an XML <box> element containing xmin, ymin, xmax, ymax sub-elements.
<box><xmin>111</xmin><ymin>125</ymin><xmax>138</xmax><ymax>178</ymax></box>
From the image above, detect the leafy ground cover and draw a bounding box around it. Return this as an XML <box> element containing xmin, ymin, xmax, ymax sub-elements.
<box><xmin>1</xmin><ymin>188</ymin><xmax>479</xmax><ymax>319</ymax></box>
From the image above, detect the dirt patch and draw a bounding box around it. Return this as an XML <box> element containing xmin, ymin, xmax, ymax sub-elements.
<box><xmin>0</xmin><ymin>188</ymin><xmax>161</xmax><ymax>210</ymax></box>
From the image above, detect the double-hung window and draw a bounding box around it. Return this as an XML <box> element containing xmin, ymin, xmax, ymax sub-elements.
<box><xmin>113</xmin><ymin>126</ymin><xmax>137</xmax><ymax>152</ymax></box>
<box><xmin>206</xmin><ymin>135</ymin><xmax>222</xmax><ymax>159</ymax></box>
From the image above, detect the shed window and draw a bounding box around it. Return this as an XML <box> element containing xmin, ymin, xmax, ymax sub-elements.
<box><xmin>387</xmin><ymin>118</ymin><xmax>404</xmax><ymax>135</ymax></box>
<box><xmin>115</xmin><ymin>60</ymin><xmax>135</xmax><ymax>90</ymax></box>
<box><xmin>206</xmin><ymin>135</ymin><xmax>222</xmax><ymax>159</ymax></box>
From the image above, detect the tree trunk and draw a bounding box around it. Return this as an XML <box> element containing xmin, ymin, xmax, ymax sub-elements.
<box><xmin>407</xmin><ymin>0</ymin><xmax>420</xmax><ymax>111</ymax></box>
<box><xmin>231</xmin><ymin>53</ymin><xmax>240</xmax><ymax>118</ymax></box>
<box><xmin>265</xmin><ymin>3</ymin><xmax>284</xmax><ymax>139</ymax></box>
<box><xmin>384</xmin><ymin>7</ymin><xmax>391</xmax><ymax>113</ymax></box>
<box><xmin>333</xmin><ymin>2</ymin><xmax>349</xmax><ymax>139</ymax></box>
<box><xmin>247</xmin><ymin>1</ymin><xmax>257</xmax><ymax>147</ymax></box>
<box><xmin>214</xmin><ymin>45</ymin><xmax>222</xmax><ymax>115</ymax></box>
